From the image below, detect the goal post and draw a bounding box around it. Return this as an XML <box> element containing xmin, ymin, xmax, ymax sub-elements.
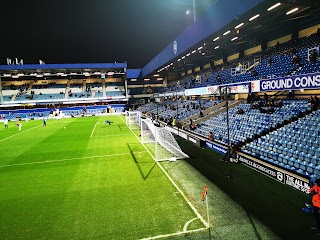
<box><xmin>126</xmin><ymin>111</ymin><xmax>141</xmax><ymax>130</ymax></box>
<box><xmin>141</xmin><ymin>118</ymin><xmax>189</xmax><ymax>162</ymax></box>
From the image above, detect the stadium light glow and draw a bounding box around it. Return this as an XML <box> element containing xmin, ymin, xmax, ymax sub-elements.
<box><xmin>144</xmin><ymin>78</ymin><xmax>150</xmax><ymax>81</ymax></box>
<box><xmin>286</xmin><ymin>8</ymin><xmax>298</xmax><ymax>15</ymax></box>
<box><xmin>181</xmin><ymin>56</ymin><xmax>186</xmax><ymax>59</ymax></box>
<box><xmin>267</xmin><ymin>3</ymin><xmax>281</xmax><ymax>11</ymax></box>
<box><xmin>249</xmin><ymin>14</ymin><xmax>260</xmax><ymax>21</ymax></box>
<box><xmin>153</xmin><ymin>74</ymin><xmax>159</xmax><ymax>77</ymax></box>
<box><xmin>215</xmin><ymin>46</ymin><xmax>219</xmax><ymax>49</ymax></box>
<box><xmin>191</xmin><ymin>50</ymin><xmax>196</xmax><ymax>53</ymax></box>
<box><xmin>186</xmin><ymin>53</ymin><xmax>191</xmax><ymax>57</ymax></box>
<box><xmin>17</xmin><ymin>73</ymin><xmax>24</xmax><ymax>76</ymax></box>
<box><xmin>213</xmin><ymin>37</ymin><xmax>219</xmax><ymax>41</ymax></box>
<box><xmin>197</xmin><ymin>46</ymin><xmax>203</xmax><ymax>50</ymax></box>
<box><xmin>36</xmin><ymin>74</ymin><xmax>43</xmax><ymax>78</ymax></box>
<box><xmin>202</xmin><ymin>52</ymin><xmax>206</xmax><ymax>55</ymax></box>
<box><xmin>44</xmin><ymin>73</ymin><xmax>51</xmax><ymax>76</ymax></box>
<box><xmin>157</xmin><ymin>78</ymin><xmax>163</xmax><ymax>80</ymax></box>
<box><xmin>231</xmin><ymin>37</ymin><xmax>238</xmax><ymax>41</ymax></box>
<box><xmin>12</xmin><ymin>75</ymin><xmax>19</xmax><ymax>78</ymax></box>
<box><xmin>107</xmin><ymin>72</ymin><xmax>114</xmax><ymax>76</ymax></box>
<box><xmin>235</xmin><ymin>23</ymin><xmax>244</xmax><ymax>29</ymax></box>
<box><xmin>177</xmin><ymin>58</ymin><xmax>181</xmax><ymax>62</ymax></box>
<box><xmin>223</xmin><ymin>30</ymin><xmax>230</xmax><ymax>36</ymax></box>
<box><xmin>131</xmin><ymin>78</ymin><xmax>137</xmax><ymax>81</ymax></box>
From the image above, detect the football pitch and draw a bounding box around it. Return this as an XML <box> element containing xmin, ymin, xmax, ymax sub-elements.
<box><xmin>0</xmin><ymin>115</ymin><xmax>205</xmax><ymax>240</ymax></box>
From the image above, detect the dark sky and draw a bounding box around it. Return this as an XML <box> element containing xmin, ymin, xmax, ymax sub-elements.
<box><xmin>1</xmin><ymin>0</ymin><xmax>214</xmax><ymax>69</ymax></box>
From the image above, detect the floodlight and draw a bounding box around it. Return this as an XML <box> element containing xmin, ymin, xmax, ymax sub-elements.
<box><xmin>249</xmin><ymin>14</ymin><xmax>260</xmax><ymax>21</ymax></box>
<box><xmin>223</xmin><ymin>30</ymin><xmax>230</xmax><ymax>36</ymax></box>
<box><xmin>267</xmin><ymin>3</ymin><xmax>281</xmax><ymax>11</ymax></box>
<box><xmin>286</xmin><ymin>8</ymin><xmax>298</xmax><ymax>15</ymax></box>
<box><xmin>235</xmin><ymin>23</ymin><xmax>244</xmax><ymax>29</ymax></box>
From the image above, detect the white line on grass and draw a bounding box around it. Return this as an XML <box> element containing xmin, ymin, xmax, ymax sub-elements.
<box><xmin>0</xmin><ymin>151</ymin><xmax>147</xmax><ymax>169</ymax></box>
<box><xmin>183</xmin><ymin>217</ymin><xmax>198</xmax><ymax>232</ymax></box>
<box><xmin>141</xmin><ymin>227</ymin><xmax>207</xmax><ymax>240</ymax></box>
<box><xmin>91</xmin><ymin>134</ymin><xmax>132</xmax><ymax>138</ymax></box>
<box><xmin>0</xmin><ymin>125</ymin><xmax>42</xmax><ymax>143</ymax></box>
<box><xmin>119</xmin><ymin>115</ymin><xmax>209</xmax><ymax>236</ymax></box>
<box><xmin>90</xmin><ymin>122</ymin><xmax>100</xmax><ymax>138</ymax></box>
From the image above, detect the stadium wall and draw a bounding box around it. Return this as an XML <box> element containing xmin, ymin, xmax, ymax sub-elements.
<box><xmin>244</xmin><ymin>45</ymin><xmax>262</xmax><ymax>56</ymax></box>
<box><xmin>298</xmin><ymin>24</ymin><xmax>320</xmax><ymax>38</ymax></box>
<box><xmin>227</xmin><ymin>53</ymin><xmax>239</xmax><ymax>61</ymax></box>
<box><xmin>267</xmin><ymin>34</ymin><xmax>292</xmax><ymax>48</ymax></box>
<box><xmin>237</xmin><ymin>153</ymin><xmax>310</xmax><ymax>194</ymax></box>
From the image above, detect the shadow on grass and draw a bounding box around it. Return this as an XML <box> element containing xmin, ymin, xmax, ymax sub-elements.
<box><xmin>127</xmin><ymin>143</ymin><xmax>156</xmax><ymax>180</ymax></box>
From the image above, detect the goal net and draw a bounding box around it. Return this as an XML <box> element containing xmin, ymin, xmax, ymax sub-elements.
<box><xmin>141</xmin><ymin>118</ymin><xmax>189</xmax><ymax>162</ymax></box>
<box><xmin>126</xmin><ymin>111</ymin><xmax>141</xmax><ymax>130</ymax></box>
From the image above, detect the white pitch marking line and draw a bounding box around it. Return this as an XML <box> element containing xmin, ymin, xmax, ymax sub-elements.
<box><xmin>119</xmin><ymin>115</ymin><xmax>209</xmax><ymax>228</ymax></box>
<box><xmin>183</xmin><ymin>217</ymin><xmax>198</xmax><ymax>232</ymax></box>
<box><xmin>90</xmin><ymin>122</ymin><xmax>99</xmax><ymax>138</ymax></box>
<box><xmin>141</xmin><ymin>227</ymin><xmax>207</xmax><ymax>240</ymax></box>
<box><xmin>0</xmin><ymin>151</ymin><xmax>147</xmax><ymax>169</ymax></box>
<box><xmin>0</xmin><ymin>125</ymin><xmax>42</xmax><ymax>143</ymax></box>
<box><xmin>91</xmin><ymin>134</ymin><xmax>132</xmax><ymax>138</ymax></box>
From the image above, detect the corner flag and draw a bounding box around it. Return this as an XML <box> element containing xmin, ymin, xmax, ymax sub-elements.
<box><xmin>201</xmin><ymin>185</ymin><xmax>207</xmax><ymax>201</ymax></box>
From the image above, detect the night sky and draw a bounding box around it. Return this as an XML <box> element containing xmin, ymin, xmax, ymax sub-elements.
<box><xmin>1</xmin><ymin>0</ymin><xmax>215</xmax><ymax>69</ymax></box>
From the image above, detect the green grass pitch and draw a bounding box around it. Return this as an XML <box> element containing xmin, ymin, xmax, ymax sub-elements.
<box><xmin>0</xmin><ymin>115</ymin><xmax>205</xmax><ymax>240</ymax></box>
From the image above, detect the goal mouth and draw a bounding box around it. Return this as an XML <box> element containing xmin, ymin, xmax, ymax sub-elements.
<box><xmin>140</xmin><ymin>117</ymin><xmax>189</xmax><ymax>162</ymax></box>
<box><xmin>126</xmin><ymin>111</ymin><xmax>141</xmax><ymax>130</ymax></box>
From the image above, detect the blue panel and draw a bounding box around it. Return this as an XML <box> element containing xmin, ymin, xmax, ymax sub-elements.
<box><xmin>260</xmin><ymin>73</ymin><xmax>320</xmax><ymax>91</ymax></box>
<box><xmin>0</xmin><ymin>63</ymin><xmax>127</xmax><ymax>71</ymax></box>
<box><xmin>126</xmin><ymin>69</ymin><xmax>141</xmax><ymax>78</ymax></box>
<box><xmin>142</xmin><ymin>0</ymin><xmax>263</xmax><ymax>77</ymax></box>
<box><xmin>0</xmin><ymin>105</ymin><xmax>126</xmax><ymax>114</ymax></box>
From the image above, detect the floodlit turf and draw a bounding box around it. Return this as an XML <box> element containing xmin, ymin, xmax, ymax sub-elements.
<box><xmin>0</xmin><ymin>116</ymin><xmax>204</xmax><ymax>240</ymax></box>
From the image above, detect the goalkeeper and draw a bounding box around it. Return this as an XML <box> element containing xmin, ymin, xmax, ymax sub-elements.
<box><xmin>104</xmin><ymin>120</ymin><xmax>113</xmax><ymax>125</ymax></box>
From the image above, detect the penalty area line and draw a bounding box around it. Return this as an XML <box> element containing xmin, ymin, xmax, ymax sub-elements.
<box><xmin>0</xmin><ymin>125</ymin><xmax>42</xmax><ymax>143</ymax></box>
<box><xmin>119</xmin><ymin>115</ymin><xmax>209</xmax><ymax>229</ymax></box>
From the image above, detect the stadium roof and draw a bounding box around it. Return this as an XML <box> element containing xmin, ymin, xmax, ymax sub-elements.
<box><xmin>1</xmin><ymin>0</ymin><xmax>319</xmax><ymax>81</ymax></box>
<box><xmin>143</xmin><ymin>0</ymin><xmax>320</xmax><ymax>77</ymax></box>
<box><xmin>0</xmin><ymin>63</ymin><xmax>128</xmax><ymax>80</ymax></box>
